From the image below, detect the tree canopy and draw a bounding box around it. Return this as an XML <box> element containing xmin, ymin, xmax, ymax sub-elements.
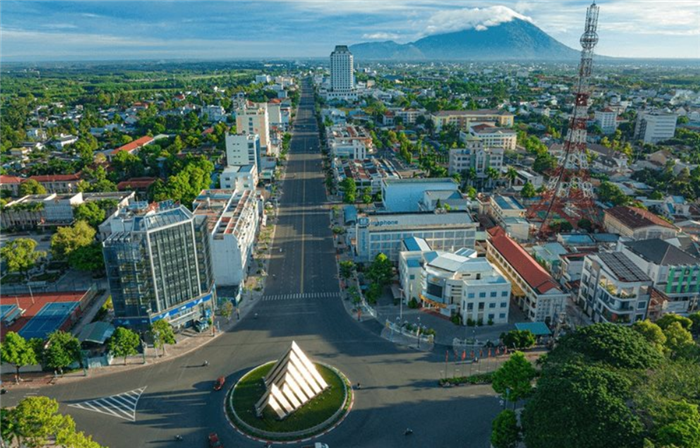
<box><xmin>0</xmin><ymin>238</ymin><xmax>46</xmax><ymax>279</ymax></box>
<box><xmin>0</xmin><ymin>332</ymin><xmax>38</xmax><ymax>380</ymax></box>
<box><xmin>51</xmin><ymin>221</ymin><xmax>96</xmax><ymax>260</ymax></box>
<box><xmin>108</xmin><ymin>327</ymin><xmax>140</xmax><ymax>364</ymax></box>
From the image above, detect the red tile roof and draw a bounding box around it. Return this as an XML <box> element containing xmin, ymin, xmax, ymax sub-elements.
<box><xmin>487</xmin><ymin>227</ymin><xmax>560</xmax><ymax>294</ymax></box>
<box><xmin>0</xmin><ymin>175</ymin><xmax>23</xmax><ymax>184</ymax></box>
<box><xmin>111</xmin><ymin>136</ymin><xmax>154</xmax><ymax>155</ymax></box>
<box><xmin>117</xmin><ymin>177</ymin><xmax>157</xmax><ymax>190</ymax></box>
<box><xmin>30</xmin><ymin>174</ymin><xmax>80</xmax><ymax>182</ymax></box>
<box><xmin>605</xmin><ymin>206</ymin><xmax>676</xmax><ymax>230</ymax></box>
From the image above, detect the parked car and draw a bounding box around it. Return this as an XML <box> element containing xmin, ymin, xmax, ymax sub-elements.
<box><xmin>208</xmin><ymin>432</ymin><xmax>223</xmax><ymax>448</ymax></box>
<box><xmin>214</xmin><ymin>376</ymin><xmax>225</xmax><ymax>391</ymax></box>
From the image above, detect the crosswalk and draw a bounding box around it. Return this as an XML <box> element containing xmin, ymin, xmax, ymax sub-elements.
<box><xmin>68</xmin><ymin>387</ymin><xmax>146</xmax><ymax>422</ymax></box>
<box><xmin>263</xmin><ymin>292</ymin><xmax>340</xmax><ymax>301</ymax></box>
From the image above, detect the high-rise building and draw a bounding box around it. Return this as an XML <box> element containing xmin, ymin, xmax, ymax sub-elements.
<box><xmin>236</xmin><ymin>104</ymin><xmax>270</xmax><ymax>150</ymax></box>
<box><xmin>634</xmin><ymin>110</ymin><xmax>678</xmax><ymax>143</ymax></box>
<box><xmin>103</xmin><ymin>202</ymin><xmax>215</xmax><ymax>328</ymax></box>
<box><xmin>330</xmin><ymin>45</ymin><xmax>354</xmax><ymax>93</ymax></box>
<box><xmin>226</xmin><ymin>133</ymin><xmax>260</xmax><ymax>168</ymax></box>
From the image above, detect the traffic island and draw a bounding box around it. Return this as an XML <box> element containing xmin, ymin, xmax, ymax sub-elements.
<box><xmin>226</xmin><ymin>345</ymin><xmax>352</xmax><ymax>442</ymax></box>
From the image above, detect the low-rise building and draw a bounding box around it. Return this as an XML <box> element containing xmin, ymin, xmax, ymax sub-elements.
<box><xmin>327</xmin><ymin>125</ymin><xmax>373</xmax><ymax>159</ymax></box>
<box><xmin>28</xmin><ymin>174</ymin><xmax>81</xmax><ymax>194</ymax></box>
<box><xmin>578</xmin><ymin>251</ymin><xmax>652</xmax><ymax>325</ymax></box>
<box><xmin>333</xmin><ymin>158</ymin><xmax>399</xmax><ymax>196</ymax></box>
<box><xmin>448</xmin><ymin>138</ymin><xmax>504</xmax><ymax>178</ymax></box>
<box><xmin>192</xmin><ymin>189</ymin><xmax>261</xmax><ymax>287</ymax></box>
<box><xmin>52</xmin><ymin>134</ymin><xmax>78</xmax><ymax>150</ymax></box>
<box><xmin>490</xmin><ymin>195</ymin><xmax>526</xmax><ymax>225</ymax></box>
<box><xmin>486</xmin><ymin>227</ymin><xmax>568</xmax><ymax>322</ymax></box>
<box><xmin>110</xmin><ymin>136</ymin><xmax>154</xmax><ymax>160</ymax></box>
<box><xmin>220</xmin><ymin>164</ymin><xmax>258</xmax><ymax>191</ymax></box>
<box><xmin>354</xmin><ymin>211</ymin><xmax>477</xmax><ymax>262</ymax></box>
<box><xmin>604</xmin><ymin>206</ymin><xmax>678</xmax><ymax>240</ymax></box>
<box><xmin>431</xmin><ymin>109</ymin><xmax>514</xmax><ymax>132</ymax></box>
<box><xmin>200</xmin><ymin>105</ymin><xmax>227</xmax><ymax>122</ymax></box>
<box><xmin>381</xmin><ymin>178</ymin><xmax>459</xmax><ymax>213</ymax></box>
<box><xmin>0</xmin><ymin>175</ymin><xmax>22</xmax><ymax>197</ymax></box>
<box><xmin>465</xmin><ymin>124</ymin><xmax>517</xmax><ymax>150</ymax></box>
<box><xmin>621</xmin><ymin>239</ymin><xmax>700</xmax><ymax>315</ymax></box>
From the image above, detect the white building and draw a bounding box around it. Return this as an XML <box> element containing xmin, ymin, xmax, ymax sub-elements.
<box><xmin>578</xmin><ymin>252</ymin><xmax>652</xmax><ymax>325</ymax></box>
<box><xmin>595</xmin><ymin>108</ymin><xmax>618</xmax><ymax>134</ymax></box>
<box><xmin>236</xmin><ymin>104</ymin><xmax>271</xmax><ymax>151</ymax></box>
<box><xmin>330</xmin><ymin>139</ymin><xmax>367</xmax><ymax>159</ymax></box>
<box><xmin>490</xmin><ymin>195</ymin><xmax>526</xmax><ymax>225</ymax></box>
<box><xmin>381</xmin><ymin>178</ymin><xmax>459</xmax><ymax>213</ymax></box>
<box><xmin>220</xmin><ymin>164</ymin><xmax>258</xmax><ymax>192</ymax></box>
<box><xmin>634</xmin><ymin>110</ymin><xmax>678</xmax><ymax>144</ymax></box>
<box><xmin>226</xmin><ymin>133</ymin><xmax>260</xmax><ymax>168</ymax></box>
<box><xmin>399</xmin><ymin>238</ymin><xmax>511</xmax><ymax>325</ymax></box>
<box><xmin>465</xmin><ymin>124</ymin><xmax>517</xmax><ymax>150</ymax></box>
<box><xmin>327</xmin><ymin>45</ymin><xmax>357</xmax><ymax>100</ymax></box>
<box><xmin>448</xmin><ymin>138</ymin><xmax>504</xmax><ymax>178</ymax></box>
<box><xmin>200</xmin><ymin>105</ymin><xmax>227</xmax><ymax>122</ymax></box>
<box><xmin>354</xmin><ymin>211</ymin><xmax>477</xmax><ymax>262</ymax></box>
<box><xmin>192</xmin><ymin>189</ymin><xmax>261</xmax><ymax>287</ymax></box>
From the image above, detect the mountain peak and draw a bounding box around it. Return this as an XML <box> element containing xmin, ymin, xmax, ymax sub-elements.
<box><xmin>350</xmin><ymin>18</ymin><xmax>579</xmax><ymax>61</ymax></box>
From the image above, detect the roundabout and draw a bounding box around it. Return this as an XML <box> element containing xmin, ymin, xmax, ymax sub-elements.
<box><xmin>226</xmin><ymin>359</ymin><xmax>353</xmax><ymax>442</ymax></box>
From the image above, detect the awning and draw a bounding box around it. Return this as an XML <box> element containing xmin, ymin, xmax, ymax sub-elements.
<box><xmin>78</xmin><ymin>322</ymin><xmax>116</xmax><ymax>344</ymax></box>
<box><xmin>515</xmin><ymin>322</ymin><xmax>552</xmax><ymax>336</ymax></box>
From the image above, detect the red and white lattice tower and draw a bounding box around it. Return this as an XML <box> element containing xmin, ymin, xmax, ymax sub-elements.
<box><xmin>528</xmin><ymin>2</ymin><xmax>600</xmax><ymax>236</ymax></box>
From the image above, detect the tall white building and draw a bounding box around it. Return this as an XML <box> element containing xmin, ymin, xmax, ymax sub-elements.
<box><xmin>448</xmin><ymin>137</ymin><xmax>504</xmax><ymax>178</ymax></box>
<box><xmin>226</xmin><ymin>133</ymin><xmax>260</xmax><ymax>168</ymax></box>
<box><xmin>594</xmin><ymin>108</ymin><xmax>618</xmax><ymax>134</ymax></box>
<box><xmin>330</xmin><ymin>45</ymin><xmax>354</xmax><ymax>93</ymax></box>
<box><xmin>634</xmin><ymin>110</ymin><xmax>677</xmax><ymax>143</ymax></box>
<box><xmin>236</xmin><ymin>104</ymin><xmax>271</xmax><ymax>150</ymax></box>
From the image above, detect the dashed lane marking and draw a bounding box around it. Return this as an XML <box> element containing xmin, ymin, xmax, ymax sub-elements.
<box><xmin>262</xmin><ymin>292</ymin><xmax>341</xmax><ymax>301</ymax></box>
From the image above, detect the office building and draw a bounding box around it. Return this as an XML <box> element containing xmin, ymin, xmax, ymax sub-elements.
<box><xmin>486</xmin><ymin>227</ymin><xmax>568</xmax><ymax>322</ymax></box>
<box><xmin>103</xmin><ymin>202</ymin><xmax>215</xmax><ymax>329</ymax></box>
<box><xmin>354</xmin><ymin>211</ymin><xmax>477</xmax><ymax>262</ymax></box>
<box><xmin>578</xmin><ymin>252</ymin><xmax>652</xmax><ymax>325</ymax></box>
<box><xmin>236</xmin><ymin>104</ymin><xmax>271</xmax><ymax>151</ymax></box>
<box><xmin>226</xmin><ymin>133</ymin><xmax>260</xmax><ymax>168</ymax></box>
<box><xmin>399</xmin><ymin>238</ymin><xmax>511</xmax><ymax>325</ymax></box>
<box><xmin>430</xmin><ymin>109</ymin><xmax>514</xmax><ymax>132</ymax></box>
<box><xmin>448</xmin><ymin>138</ymin><xmax>504</xmax><ymax>178</ymax></box>
<box><xmin>634</xmin><ymin>110</ymin><xmax>678</xmax><ymax>144</ymax></box>
<box><xmin>594</xmin><ymin>108</ymin><xmax>618</xmax><ymax>134</ymax></box>
<box><xmin>193</xmin><ymin>189</ymin><xmax>261</xmax><ymax>287</ymax></box>
<box><xmin>381</xmin><ymin>178</ymin><xmax>459</xmax><ymax>213</ymax></box>
<box><xmin>622</xmin><ymin>239</ymin><xmax>700</xmax><ymax>315</ymax></box>
<box><xmin>466</xmin><ymin>124</ymin><xmax>517</xmax><ymax>150</ymax></box>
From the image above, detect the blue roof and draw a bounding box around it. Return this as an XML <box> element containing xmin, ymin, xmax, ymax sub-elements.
<box><xmin>494</xmin><ymin>195</ymin><xmax>525</xmax><ymax>211</ymax></box>
<box><xmin>403</xmin><ymin>237</ymin><xmax>422</xmax><ymax>252</ymax></box>
<box><xmin>407</xmin><ymin>259</ymin><xmax>421</xmax><ymax>268</ymax></box>
<box><xmin>515</xmin><ymin>322</ymin><xmax>552</xmax><ymax>336</ymax></box>
<box><xmin>344</xmin><ymin>205</ymin><xmax>358</xmax><ymax>224</ymax></box>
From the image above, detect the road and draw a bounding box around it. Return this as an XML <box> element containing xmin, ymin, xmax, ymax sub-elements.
<box><xmin>4</xmin><ymin>79</ymin><xmax>500</xmax><ymax>448</ymax></box>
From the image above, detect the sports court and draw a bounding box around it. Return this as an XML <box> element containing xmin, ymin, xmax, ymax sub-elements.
<box><xmin>0</xmin><ymin>290</ymin><xmax>92</xmax><ymax>341</ymax></box>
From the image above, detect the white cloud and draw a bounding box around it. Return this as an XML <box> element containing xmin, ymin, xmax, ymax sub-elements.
<box><xmin>362</xmin><ymin>32</ymin><xmax>400</xmax><ymax>40</ymax></box>
<box><xmin>423</xmin><ymin>6</ymin><xmax>533</xmax><ymax>36</ymax></box>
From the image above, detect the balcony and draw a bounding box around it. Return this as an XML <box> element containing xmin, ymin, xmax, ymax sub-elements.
<box><xmin>599</xmin><ymin>281</ymin><xmax>637</xmax><ymax>299</ymax></box>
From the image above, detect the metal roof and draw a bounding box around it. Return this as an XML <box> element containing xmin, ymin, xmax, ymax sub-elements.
<box><xmin>598</xmin><ymin>252</ymin><xmax>651</xmax><ymax>282</ymax></box>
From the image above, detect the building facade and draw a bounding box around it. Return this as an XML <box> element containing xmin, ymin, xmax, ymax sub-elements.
<box><xmin>103</xmin><ymin>202</ymin><xmax>215</xmax><ymax>329</ymax></box>
<box><xmin>220</xmin><ymin>164</ymin><xmax>258</xmax><ymax>192</ymax></box>
<box><xmin>595</xmin><ymin>108</ymin><xmax>618</xmax><ymax>134</ymax></box>
<box><xmin>330</xmin><ymin>45</ymin><xmax>355</xmax><ymax>95</ymax></box>
<box><xmin>634</xmin><ymin>110</ymin><xmax>677</xmax><ymax>144</ymax></box>
<box><xmin>431</xmin><ymin>109</ymin><xmax>514</xmax><ymax>132</ymax></box>
<box><xmin>448</xmin><ymin>139</ymin><xmax>504</xmax><ymax>178</ymax></box>
<box><xmin>226</xmin><ymin>133</ymin><xmax>260</xmax><ymax>168</ymax></box>
<box><xmin>381</xmin><ymin>178</ymin><xmax>459</xmax><ymax>213</ymax></box>
<box><xmin>603</xmin><ymin>206</ymin><xmax>678</xmax><ymax>240</ymax></box>
<box><xmin>236</xmin><ymin>105</ymin><xmax>271</xmax><ymax>150</ymax></box>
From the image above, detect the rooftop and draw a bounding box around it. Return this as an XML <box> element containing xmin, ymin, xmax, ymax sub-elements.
<box><xmin>598</xmin><ymin>252</ymin><xmax>651</xmax><ymax>283</ymax></box>
<box><xmin>432</xmin><ymin>109</ymin><xmax>513</xmax><ymax>117</ymax></box>
<box><xmin>493</xmin><ymin>195</ymin><xmax>525</xmax><ymax>211</ymax></box>
<box><xmin>364</xmin><ymin>211</ymin><xmax>474</xmax><ymax>230</ymax></box>
<box><xmin>112</xmin><ymin>136</ymin><xmax>154</xmax><ymax>155</ymax></box>
<box><xmin>605</xmin><ymin>206</ymin><xmax>676</xmax><ymax>230</ymax></box>
<box><xmin>624</xmin><ymin>239</ymin><xmax>700</xmax><ymax>266</ymax></box>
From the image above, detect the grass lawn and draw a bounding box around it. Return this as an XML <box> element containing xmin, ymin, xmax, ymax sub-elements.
<box><xmin>230</xmin><ymin>362</ymin><xmax>347</xmax><ymax>434</ymax></box>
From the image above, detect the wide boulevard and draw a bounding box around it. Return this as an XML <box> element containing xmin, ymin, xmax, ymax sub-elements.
<box><xmin>4</xmin><ymin>79</ymin><xmax>499</xmax><ymax>448</ymax></box>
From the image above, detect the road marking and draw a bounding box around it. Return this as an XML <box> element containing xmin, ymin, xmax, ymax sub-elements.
<box><xmin>68</xmin><ymin>387</ymin><xmax>146</xmax><ymax>422</ymax></box>
<box><xmin>300</xmin><ymin>149</ymin><xmax>307</xmax><ymax>295</ymax></box>
<box><xmin>262</xmin><ymin>292</ymin><xmax>340</xmax><ymax>301</ymax></box>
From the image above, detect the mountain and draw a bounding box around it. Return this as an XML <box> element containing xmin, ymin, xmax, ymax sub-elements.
<box><xmin>350</xmin><ymin>19</ymin><xmax>580</xmax><ymax>61</ymax></box>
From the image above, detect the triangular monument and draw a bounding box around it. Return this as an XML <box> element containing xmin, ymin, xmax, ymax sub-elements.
<box><xmin>255</xmin><ymin>341</ymin><xmax>329</xmax><ymax>420</ymax></box>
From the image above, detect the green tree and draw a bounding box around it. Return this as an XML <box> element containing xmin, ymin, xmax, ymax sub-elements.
<box><xmin>522</xmin><ymin>363</ymin><xmax>644</xmax><ymax>448</ymax></box>
<box><xmin>662</xmin><ymin>321</ymin><xmax>694</xmax><ymax>355</ymax></box>
<box><xmin>652</xmin><ymin>400</ymin><xmax>700</xmax><ymax>448</ymax></box>
<box><xmin>505</xmin><ymin>166</ymin><xmax>518</xmax><ymax>188</ymax></box>
<box><xmin>68</xmin><ymin>242</ymin><xmax>105</xmax><ymax>274</ymax></box>
<box><xmin>533</xmin><ymin>152</ymin><xmax>556</xmax><ymax>174</ymax></box>
<box><xmin>520</xmin><ymin>181</ymin><xmax>536</xmax><ymax>199</ymax></box>
<box><xmin>632</xmin><ymin>320</ymin><xmax>667</xmax><ymax>353</ymax></box>
<box><xmin>367</xmin><ymin>253</ymin><xmax>393</xmax><ymax>286</ymax></box>
<box><xmin>689</xmin><ymin>311</ymin><xmax>700</xmax><ymax>335</ymax></box>
<box><xmin>44</xmin><ymin>330</ymin><xmax>81</xmax><ymax>374</ymax></box>
<box><xmin>597</xmin><ymin>181</ymin><xmax>631</xmax><ymax>206</ymax></box>
<box><xmin>501</xmin><ymin>330</ymin><xmax>536</xmax><ymax>350</ymax></box>
<box><xmin>340</xmin><ymin>177</ymin><xmax>357</xmax><ymax>203</ymax></box>
<box><xmin>491</xmin><ymin>351</ymin><xmax>537</xmax><ymax>404</ymax></box>
<box><xmin>51</xmin><ymin>221</ymin><xmax>96</xmax><ymax>260</ymax></box>
<box><xmin>491</xmin><ymin>409</ymin><xmax>520</xmax><ymax>448</ymax></box>
<box><xmin>362</xmin><ymin>187</ymin><xmax>373</xmax><ymax>204</ymax></box>
<box><xmin>577</xmin><ymin>218</ymin><xmax>593</xmax><ymax>232</ymax></box>
<box><xmin>219</xmin><ymin>301</ymin><xmax>234</xmax><ymax>321</ymax></box>
<box><xmin>8</xmin><ymin>396</ymin><xmax>68</xmax><ymax>448</ymax></box>
<box><xmin>656</xmin><ymin>313</ymin><xmax>693</xmax><ymax>331</ymax></box>
<box><xmin>73</xmin><ymin>202</ymin><xmax>106</xmax><ymax>229</ymax></box>
<box><xmin>108</xmin><ymin>327</ymin><xmax>141</xmax><ymax>364</ymax></box>
<box><xmin>55</xmin><ymin>414</ymin><xmax>103</xmax><ymax>448</ymax></box>
<box><xmin>18</xmin><ymin>179</ymin><xmax>47</xmax><ymax>196</ymax></box>
<box><xmin>0</xmin><ymin>238</ymin><xmax>46</xmax><ymax>279</ymax></box>
<box><xmin>151</xmin><ymin>320</ymin><xmax>176</xmax><ymax>356</ymax></box>
<box><xmin>339</xmin><ymin>260</ymin><xmax>356</xmax><ymax>279</ymax></box>
<box><xmin>0</xmin><ymin>332</ymin><xmax>38</xmax><ymax>382</ymax></box>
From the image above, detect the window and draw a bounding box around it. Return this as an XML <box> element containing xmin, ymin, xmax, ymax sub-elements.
<box><xmin>409</xmin><ymin>275</ymin><xmax>415</xmax><ymax>280</ymax></box>
<box><xmin>499</xmin><ymin>313</ymin><xmax>506</xmax><ymax>319</ymax></box>
<box><xmin>489</xmin><ymin>303</ymin><xmax>496</xmax><ymax>308</ymax></box>
<box><xmin>500</xmin><ymin>302</ymin><xmax>507</xmax><ymax>308</ymax></box>
<box><xmin>468</xmin><ymin>293</ymin><xmax>475</xmax><ymax>299</ymax></box>
<box><xmin>488</xmin><ymin>313</ymin><xmax>495</xmax><ymax>320</ymax></box>
<box><xmin>478</xmin><ymin>302</ymin><xmax>484</xmax><ymax>310</ymax></box>
<box><xmin>479</xmin><ymin>292</ymin><xmax>486</xmax><ymax>298</ymax></box>
<box><xmin>637</xmin><ymin>301</ymin><xmax>647</xmax><ymax>309</ymax></box>
<box><xmin>501</xmin><ymin>291</ymin><xmax>509</xmax><ymax>297</ymax></box>
<box><xmin>467</xmin><ymin>303</ymin><xmax>473</xmax><ymax>311</ymax></box>
<box><xmin>490</xmin><ymin>291</ymin><xmax>497</xmax><ymax>298</ymax></box>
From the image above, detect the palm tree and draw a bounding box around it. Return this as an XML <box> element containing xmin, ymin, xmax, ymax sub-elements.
<box><xmin>485</xmin><ymin>167</ymin><xmax>501</xmax><ymax>189</ymax></box>
<box><xmin>461</xmin><ymin>167</ymin><xmax>477</xmax><ymax>189</ymax></box>
<box><xmin>505</xmin><ymin>166</ymin><xmax>518</xmax><ymax>188</ymax></box>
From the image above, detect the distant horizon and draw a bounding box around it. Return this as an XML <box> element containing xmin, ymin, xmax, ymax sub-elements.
<box><xmin>1</xmin><ymin>1</ymin><xmax>699</xmax><ymax>62</ymax></box>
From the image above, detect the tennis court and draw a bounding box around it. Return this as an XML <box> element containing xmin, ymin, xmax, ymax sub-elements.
<box><xmin>18</xmin><ymin>302</ymin><xmax>80</xmax><ymax>340</ymax></box>
<box><xmin>0</xmin><ymin>304</ymin><xmax>17</xmax><ymax>320</ymax></box>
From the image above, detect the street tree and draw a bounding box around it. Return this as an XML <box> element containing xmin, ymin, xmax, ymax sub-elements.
<box><xmin>362</xmin><ymin>187</ymin><xmax>373</xmax><ymax>204</ymax></box>
<box><xmin>51</xmin><ymin>221</ymin><xmax>96</xmax><ymax>260</ymax></box>
<box><xmin>18</xmin><ymin>179</ymin><xmax>47</xmax><ymax>196</ymax></box>
<box><xmin>9</xmin><ymin>396</ymin><xmax>69</xmax><ymax>448</ymax></box>
<box><xmin>491</xmin><ymin>351</ymin><xmax>537</xmax><ymax>404</ymax></box>
<box><xmin>490</xmin><ymin>410</ymin><xmax>520</xmax><ymax>448</ymax></box>
<box><xmin>44</xmin><ymin>331</ymin><xmax>81</xmax><ymax>374</ymax></box>
<box><xmin>340</xmin><ymin>177</ymin><xmax>357</xmax><ymax>203</ymax></box>
<box><xmin>220</xmin><ymin>301</ymin><xmax>234</xmax><ymax>321</ymax></box>
<box><xmin>108</xmin><ymin>327</ymin><xmax>141</xmax><ymax>364</ymax></box>
<box><xmin>339</xmin><ymin>260</ymin><xmax>356</xmax><ymax>279</ymax></box>
<box><xmin>151</xmin><ymin>320</ymin><xmax>176</xmax><ymax>356</ymax></box>
<box><xmin>367</xmin><ymin>253</ymin><xmax>393</xmax><ymax>286</ymax></box>
<box><xmin>501</xmin><ymin>330</ymin><xmax>536</xmax><ymax>350</ymax></box>
<box><xmin>0</xmin><ymin>238</ymin><xmax>46</xmax><ymax>280</ymax></box>
<box><xmin>73</xmin><ymin>202</ymin><xmax>106</xmax><ymax>229</ymax></box>
<box><xmin>0</xmin><ymin>332</ymin><xmax>38</xmax><ymax>382</ymax></box>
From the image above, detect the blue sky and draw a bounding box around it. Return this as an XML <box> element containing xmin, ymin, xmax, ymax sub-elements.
<box><xmin>1</xmin><ymin>1</ymin><xmax>699</xmax><ymax>61</ymax></box>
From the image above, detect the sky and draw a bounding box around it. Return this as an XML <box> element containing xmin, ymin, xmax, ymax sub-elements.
<box><xmin>1</xmin><ymin>0</ymin><xmax>699</xmax><ymax>61</ymax></box>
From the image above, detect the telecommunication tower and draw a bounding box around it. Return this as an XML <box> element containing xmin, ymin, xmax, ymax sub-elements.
<box><xmin>528</xmin><ymin>2</ymin><xmax>600</xmax><ymax>236</ymax></box>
